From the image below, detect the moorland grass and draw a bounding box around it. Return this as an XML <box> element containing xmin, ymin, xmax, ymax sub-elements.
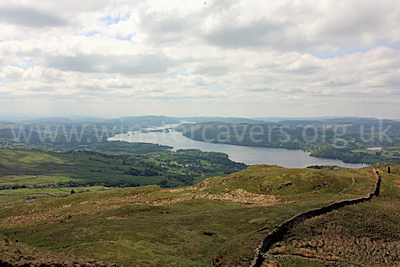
<box><xmin>0</xmin><ymin>161</ymin><xmax>399</xmax><ymax>266</ymax></box>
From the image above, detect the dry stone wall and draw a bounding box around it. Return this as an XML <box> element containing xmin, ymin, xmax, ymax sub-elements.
<box><xmin>249</xmin><ymin>168</ymin><xmax>382</xmax><ymax>267</ymax></box>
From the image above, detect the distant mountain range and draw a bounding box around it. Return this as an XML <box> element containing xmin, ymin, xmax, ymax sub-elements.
<box><xmin>1</xmin><ymin>115</ymin><xmax>399</xmax><ymax>126</ymax></box>
<box><xmin>178</xmin><ymin>116</ymin><xmax>266</xmax><ymax>124</ymax></box>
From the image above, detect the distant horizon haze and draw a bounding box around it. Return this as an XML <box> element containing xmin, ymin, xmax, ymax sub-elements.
<box><xmin>1</xmin><ymin>114</ymin><xmax>400</xmax><ymax>122</ymax></box>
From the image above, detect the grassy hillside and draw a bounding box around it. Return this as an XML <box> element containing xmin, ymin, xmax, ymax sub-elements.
<box><xmin>0</xmin><ymin>148</ymin><xmax>246</xmax><ymax>204</ymax></box>
<box><xmin>1</xmin><ymin>163</ymin><xmax>399</xmax><ymax>266</ymax></box>
<box><xmin>269</xmin><ymin>197</ymin><xmax>400</xmax><ymax>266</ymax></box>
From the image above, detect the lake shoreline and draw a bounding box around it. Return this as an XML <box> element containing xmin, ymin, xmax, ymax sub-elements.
<box><xmin>109</xmin><ymin>125</ymin><xmax>368</xmax><ymax>169</ymax></box>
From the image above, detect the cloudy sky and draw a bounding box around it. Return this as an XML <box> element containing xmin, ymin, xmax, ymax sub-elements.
<box><xmin>1</xmin><ymin>0</ymin><xmax>400</xmax><ymax>119</ymax></box>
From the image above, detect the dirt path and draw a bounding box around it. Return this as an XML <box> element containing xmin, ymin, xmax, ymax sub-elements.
<box><xmin>337</xmin><ymin>173</ymin><xmax>356</xmax><ymax>196</ymax></box>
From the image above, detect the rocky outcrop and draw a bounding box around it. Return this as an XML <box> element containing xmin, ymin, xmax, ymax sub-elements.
<box><xmin>249</xmin><ymin>168</ymin><xmax>382</xmax><ymax>267</ymax></box>
<box><xmin>151</xmin><ymin>188</ymin><xmax>279</xmax><ymax>206</ymax></box>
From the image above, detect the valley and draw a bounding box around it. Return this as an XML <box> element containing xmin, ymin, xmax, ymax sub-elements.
<box><xmin>1</xmin><ymin>116</ymin><xmax>400</xmax><ymax>266</ymax></box>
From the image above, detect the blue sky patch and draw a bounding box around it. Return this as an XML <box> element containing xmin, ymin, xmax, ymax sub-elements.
<box><xmin>23</xmin><ymin>59</ymin><xmax>35</xmax><ymax>70</ymax></box>
<box><xmin>81</xmin><ymin>31</ymin><xmax>102</xmax><ymax>37</ymax></box>
<box><xmin>309</xmin><ymin>42</ymin><xmax>400</xmax><ymax>59</ymax></box>
<box><xmin>178</xmin><ymin>66</ymin><xmax>190</xmax><ymax>76</ymax></box>
<box><xmin>101</xmin><ymin>13</ymin><xmax>131</xmax><ymax>25</ymax></box>
<box><xmin>117</xmin><ymin>33</ymin><xmax>135</xmax><ymax>41</ymax></box>
<box><xmin>10</xmin><ymin>59</ymin><xmax>35</xmax><ymax>70</ymax></box>
<box><xmin>385</xmin><ymin>42</ymin><xmax>400</xmax><ymax>50</ymax></box>
<box><xmin>308</xmin><ymin>45</ymin><xmax>371</xmax><ymax>59</ymax></box>
<box><xmin>92</xmin><ymin>75</ymin><xmax>116</xmax><ymax>80</ymax></box>
<box><xmin>212</xmin><ymin>85</ymin><xmax>227</xmax><ymax>91</ymax></box>
<box><xmin>102</xmin><ymin>15</ymin><xmax>121</xmax><ymax>25</ymax></box>
<box><xmin>0</xmin><ymin>77</ymin><xmax>14</xmax><ymax>86</ymax></box>
<box><xmin>92</xmin><ymin>75</ymin><xmax>107</xmax><ymax>80</ymax></box>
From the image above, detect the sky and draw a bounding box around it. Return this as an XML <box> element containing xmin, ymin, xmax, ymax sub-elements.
<box><xmin>0</xmin><ymin>0</ymin><xmax>400</xmax><ymax>119</ymax></box>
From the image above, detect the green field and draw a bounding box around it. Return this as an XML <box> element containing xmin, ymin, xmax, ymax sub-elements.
<box><xmin>1</xmin><ymin>160</ymin><xmax>399</xmax><ymax>266</ymax></box>
<box><xmin>0</xmin><ymin>148</ymin><xmax>247</xmax><ymax>204</ymax></box>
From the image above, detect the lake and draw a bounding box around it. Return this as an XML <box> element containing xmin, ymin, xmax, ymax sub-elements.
<box><xmin>108</xmin><ymin>124</ymin><xmax>368</xmax><ymax>169</ymax></box>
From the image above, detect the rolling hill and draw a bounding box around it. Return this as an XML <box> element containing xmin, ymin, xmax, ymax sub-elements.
<box><xmin>1</xmin><ymin>161</ymin><xmax>399</xmax><ymax>266</ymax></box>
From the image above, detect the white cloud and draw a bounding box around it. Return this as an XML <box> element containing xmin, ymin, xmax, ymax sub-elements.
<box><xmin>2</xmin><ymin>66</ymin><xmax>25</xmax><ymax>80</ymax></box>
<box><xmin>0</xmin><ymin>0</ymin><xmax>400</xmax><ymax>118</ymax></box>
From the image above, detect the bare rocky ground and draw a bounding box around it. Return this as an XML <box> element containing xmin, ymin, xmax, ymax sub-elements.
<box><xmin>0</xmin><ymin>237</ymin><xmax>119</xmax><ymax>267</ymax></box>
